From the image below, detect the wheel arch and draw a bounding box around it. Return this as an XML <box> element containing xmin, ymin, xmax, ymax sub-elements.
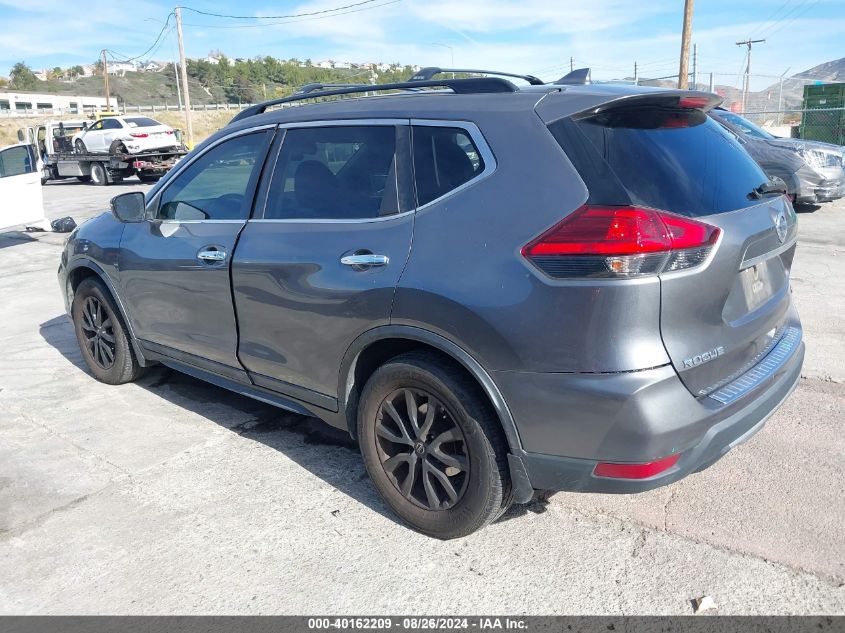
<box><xmin>66</xmin><ymin>259</ymin><xmax>150</xmax><ymax>366</ymax></box>
<box><xmin>338</xmin><ymin>326</ymin><xmax>523</xmax><ymax>454</ymax></box>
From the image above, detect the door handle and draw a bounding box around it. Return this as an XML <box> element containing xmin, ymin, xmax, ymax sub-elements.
<box><xmin>198</xmin><ymin>249</ymin><xmax>227</xmax><ymax>262</ymax></box>
<box><xmin>340</xmin><ymin>253</ymin><xmax>389</xmax><ymax>268</ymax></box>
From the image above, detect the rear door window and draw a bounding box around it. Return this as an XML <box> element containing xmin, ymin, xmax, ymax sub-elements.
<box><xmin>551</xmin><ymin>110</ymin><xmax>769</xmax><ymax>217</ymax></box>
<box><xmin>412</xmin><ymin>126</ymin><xmax>485</xmax><ymax>206</ymax></box>
<box><xmin>264</xmin><ymin>125</ymin><xmax>400</xmax><ymax>220</ymax></box>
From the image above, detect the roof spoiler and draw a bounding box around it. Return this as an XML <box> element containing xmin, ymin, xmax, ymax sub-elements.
<box><xmin>554</xmin><ymin>68</ymin><xmax>591</xmax><ymax>85</ymax></box>
<box><xmin>572</xmin><ymin>91</ymin><xmax>724</xmax><ymax>119</ymax></box>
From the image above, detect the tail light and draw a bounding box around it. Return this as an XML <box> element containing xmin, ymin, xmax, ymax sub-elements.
<box><xmin>521</xmin><ymin>205</ymin><xmax>720</xmax><ymax>279</ymax></box>
<box><xmin>166</xmin><ymin>130</ymin><xmax>174</xmax><ymax>135</ymax></box>
<box><xmin>130</xmin><ymin>132</ymin><xmax>149</xmax><ymax>138</ymax></box>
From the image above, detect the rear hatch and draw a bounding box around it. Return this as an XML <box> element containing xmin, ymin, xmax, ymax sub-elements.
<box><xmin>546</xmin><ymin>94</ymin><xmax>799</xmax><ymax>397</ymax></box>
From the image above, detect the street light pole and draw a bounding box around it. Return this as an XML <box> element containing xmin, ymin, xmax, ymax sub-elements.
<box><xmin>431</xmin><ymin>43</ymin><xmax>454</xmax><ymax>77</ymax></box>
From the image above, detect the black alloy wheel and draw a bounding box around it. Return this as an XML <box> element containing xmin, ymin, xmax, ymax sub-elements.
<box><xmin>375</xmin><ymin>387</ymin><xmax>469</xmax><ymax>511</ymax></box>
<box><xmin>71</xmin><ymin>277</ymin><xmax>144</xmax><ymax>384</ymax></box>
<box><xmin>79</xmin><ymin>296</ymin><xmax>116</xmax><ymax>370</ymax></box>
<box><xmin>358</xmin><ymin>351</ymin><xmax>512</xmax><ymax>539</ymax></box>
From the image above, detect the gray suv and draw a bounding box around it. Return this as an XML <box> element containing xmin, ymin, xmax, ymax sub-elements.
<box><xmin>58</xmin><ymin>69</ymin><xmax>804</xmax><ymax>538</ymax></box>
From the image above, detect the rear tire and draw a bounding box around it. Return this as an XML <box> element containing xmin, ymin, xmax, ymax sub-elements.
<box><xmin>71</xmin><ymin>278</ymin><xmax>144</xmax><ymax>385</ymax></box>
<box><xmin>358</xmin><ymin>351</ymin><xmax>511</xmax><ymax>539</ymax></box>
<box><xmin>90</xmin><ymin>162</ymin><xmax>108</xmax><ymax>186</ymax></box>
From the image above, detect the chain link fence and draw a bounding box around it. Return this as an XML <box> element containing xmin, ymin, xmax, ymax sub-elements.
<box><xmin>734</xmin><ymin>107</ymin><xmax>845</xmax><ymax>146</ymax></box>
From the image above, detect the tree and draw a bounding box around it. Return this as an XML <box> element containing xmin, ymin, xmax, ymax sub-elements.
<box><xmin>9</xmin><ymin>62</ymin><xmax>38</xmax><ymax>90</ymax></box>
<box><xmin>69</xmin><ymin>65</ymin><xmax>85</xmax><ymax>79</ymax></box>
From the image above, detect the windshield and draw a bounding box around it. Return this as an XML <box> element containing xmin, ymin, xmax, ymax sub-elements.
<box><xmin>715</xmin><ymin>111</ymin><xmax>775</xmax><ymax>139</ymax></box>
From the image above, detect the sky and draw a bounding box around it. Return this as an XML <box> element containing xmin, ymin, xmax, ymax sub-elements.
<box><xmin>0</xmin><ymin>0</ymin><xmax>843</xmax><ymax>91</ymax></box>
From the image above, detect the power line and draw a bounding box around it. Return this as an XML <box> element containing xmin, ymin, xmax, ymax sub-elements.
<box><xmin>179</xmin><ymin>0</ymin><xmax>386</xmax><ymax>20</ymax></box>
<box><xmin>107</xmin><ymin>13</ymin><xmax>175</xmax><ymax>63</ymax></box>
<box><xmin>762</xmin><ymin>0</ymin><xmax>821</xmax><ymax>38</ymax></box>
<box><xmin>181</xmin><ymin>0</ymin><xmax>401</xmax><ymax>30</ymax></box>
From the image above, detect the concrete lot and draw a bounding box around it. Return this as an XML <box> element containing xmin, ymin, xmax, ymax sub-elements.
<box><xmin>0</xmin><ymin>177</ymin><xmax>843</xmax><ymax>614</ymax></box>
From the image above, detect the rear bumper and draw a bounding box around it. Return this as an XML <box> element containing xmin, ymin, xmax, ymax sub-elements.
<box><xmin>496</xmin><ymin>331</ymin><xmax>804</xmax><ymax>494</ymax></box>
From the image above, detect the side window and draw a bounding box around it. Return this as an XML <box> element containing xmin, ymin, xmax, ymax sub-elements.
<box><xmin>264</xmin><ymin>125</ymin><xmax>398</xmax><ymax>220</ymax></box>
<box><xmin>157</xmin><ymin>131</ymin><xmax>269</xmax><ymax>221</ymax></box>
<box><xmin>103</xmin><ymin>119</ymin><xmax>122</xmax><ymax>130</ymax></box>
<box><xmin>412</xmin><ymin>126</ymin><xmax>485</xmax><ymax>207</ymax></box>
<box><xmin>0</xmin><ymin>146</ymin><xmax>33</xmax><ymax>178</ymax></box>
<box><xmin>88</xmin><ymin>121</ymin><xmax>104</xmax><ymax>132</ymax></box>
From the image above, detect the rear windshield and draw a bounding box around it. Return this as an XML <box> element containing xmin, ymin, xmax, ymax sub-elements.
<box><xmin>124</xmin><ymin>117</ymin><xmax>161</xmax><ymax>128</ymax></box>
<box><xmin>550</xmin><ymin>108</ymin><xmax>769</xmax><ymax>217</ymax></box>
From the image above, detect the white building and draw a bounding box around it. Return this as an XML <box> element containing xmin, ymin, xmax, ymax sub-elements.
<box><xmin>0</xmin><ymin>91</ymin><xmax>109</xmax><ymax>116</ymax></box>
<box><xmin>107</xmin><ymin>61</ymin><xmax>137</xmax><ymax>76</ymax></box>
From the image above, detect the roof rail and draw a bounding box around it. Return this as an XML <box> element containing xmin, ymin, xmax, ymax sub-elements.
<box><xmin>229</xmin><ymin>77</ymin><xmax>518</xmax><ymax>124</ymax></box>
<box><xmin>410</xmin><ymin>66</ymin><xmax>545</xmax><ymax>86</ymax></box>
<box><xmin>294</xmin><ymin>83</ymin><xmax>366</xmax><ymax>95</ymax></box>
<box><xmin>554</xmin><ymin>68</ymin><xmax>591</xmax><ymax>85</ymax></box>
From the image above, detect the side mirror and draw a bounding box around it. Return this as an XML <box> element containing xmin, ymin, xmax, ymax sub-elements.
<box><xmin>110</xmin><ymin>192</ymin><xmax>146</xmax><ymax>223</ymax></box>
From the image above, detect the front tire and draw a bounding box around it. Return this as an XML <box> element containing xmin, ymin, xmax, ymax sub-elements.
<box><xmin>74</xmin><ymin>139</ymin><xmax>87</xmax><ymax>154</ymax></box>
<box><xmin>358</xmin><ymin>351</ymin><xmax>511</xmax><ymax>539</ymax></box>
<box><xmin>71</xmin><ymin>278</ymin><xmax>143</xmax><ymax>384</ymax></box>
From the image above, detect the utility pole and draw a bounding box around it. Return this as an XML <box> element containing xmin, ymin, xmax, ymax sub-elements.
<box><xmin>102</xmin><ymin>50</ymin><xmax>111</xmax><ymax>112</ymax></box>
<box><xmin>570</xmin><ymin>56</ymin><xmax>574</xmax><ymax>72</ymax></box>
<box><xmin>677</xmin><ymin>0</ymin><xmax>695</xmax><ymax>89</ymax></box>
<box><xmin>692</xmin><ymin>43</ymin><xmax>697</xmax><ymax>89</ymax></box>
<box><xmin>736</xmin><ymin>38</ymin><xmax>765</xmax><ymax>113</ymax></box>
<box><xmin>708</xmin><ymin>71</ymin><xmax>714</xmax><ymax>93</ymax></box>
<box><xmin>633</xmin><ymin>61</ymin><xmax>638</xmax><ymax>85</ymax></box>
<box><xmin>777</xmin><ymin>66</ymin><xmax>790</xmax><ymax>126</ymax></box>
<box><xmin>175</xmin><ymin>6</ymin><xmax>193</xmax><ymax>148</ymax></box>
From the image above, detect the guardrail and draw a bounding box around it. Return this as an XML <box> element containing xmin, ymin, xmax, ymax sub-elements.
<box><xmin>0</xmin><ymin>103</ymin><xmax>256</xmax><ymax>117</ymax></box>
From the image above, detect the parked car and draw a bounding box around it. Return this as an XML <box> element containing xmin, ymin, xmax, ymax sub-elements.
<box><xmin>58</xmin><ymin>73</ymin><xmax>804</xmax><ymax>538</ymax></box>
<box><xmin>0</xmin><ymin>143</ymin><xmax>49</xmax><ymax>231</ymax></box>
<box><xmin>710</xmin><ymin>108</ymin><xmax>845</xmax><ymax>205</ymax></box>
<box><xmin>72</xmin><ymin>116</ymin><xmax>178</xmax><ymax>155</ymax></box>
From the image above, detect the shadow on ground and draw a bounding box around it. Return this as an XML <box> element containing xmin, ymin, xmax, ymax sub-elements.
<box><xmin>0</xmin><ymin>231</ymin><xmax>37</xmax><ymax>249</ymax></box>
<box><xmin>39</xmin><ymin>314</ymin><xmax>546</xmax><ymax>531</ymax></box>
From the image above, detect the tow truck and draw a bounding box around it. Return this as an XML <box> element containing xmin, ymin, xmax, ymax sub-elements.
<box><xmin>17</xmin><ymin>121</ymin><xmax>188</xmax><ymax>186</ymax></box>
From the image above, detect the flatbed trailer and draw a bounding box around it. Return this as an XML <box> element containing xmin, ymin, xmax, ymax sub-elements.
<box><xmin>43</xmin><ymin>148</ymin><xmax>188</xmax><ymax>186</ymax></box>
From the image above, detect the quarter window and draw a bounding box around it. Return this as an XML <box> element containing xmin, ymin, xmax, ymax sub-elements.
<box><xmin>264</xmin><ymin>125</ymin><xmax>398</xmax><ymax>220</ymax></box>
<box><xmin>412</xmin><ymin>126</ymin><xmax>485</xmax><ymax>206</ymax></box>
<box><xmin>157</xmin><ymin>131</ymin><xmax>268</xmax><ymax>221</ymax></box>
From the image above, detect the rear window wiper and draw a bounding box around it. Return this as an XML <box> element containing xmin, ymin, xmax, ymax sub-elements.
<box><xmin>748</xmin><ymin>180</ymin><xmax>788</xmax><ymax>200</ymax></box>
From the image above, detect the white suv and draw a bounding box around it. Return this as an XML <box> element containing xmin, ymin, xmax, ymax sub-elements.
<box><xmin>72</xmin><ymin>116</ymin><xmax>178</xmax><ymax>155</ymax></box>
